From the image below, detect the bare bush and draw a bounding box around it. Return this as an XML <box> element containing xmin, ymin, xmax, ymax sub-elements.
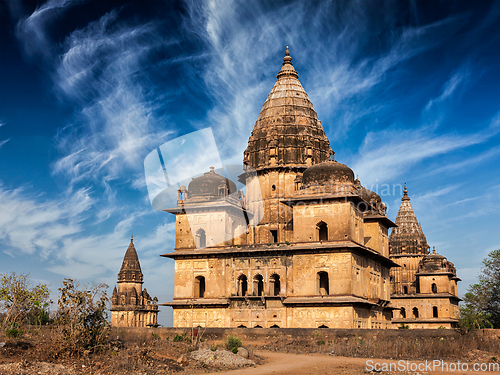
<box><xmin>54</xmin><ymin>278</ymin><xmax>110</xmax><ymax>356</ymax></box>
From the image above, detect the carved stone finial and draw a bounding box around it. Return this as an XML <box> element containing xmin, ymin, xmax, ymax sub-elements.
<box><xmin>432</xmin><ymin>246</ymin><xmax>436</xmax><ymax>254</ymax></box>
<box><xmin>402</xmin><ymin>183</ymin><xmax>410</xmax><ymax>201</ymax></box>
<box><xmin>210</xmin><ymin>166</ymin><xmax>215</xmax><ymax>172</ymax></box>
<box><xmin>283</xmin><ymin>46</ymin><xmax>292</xmax><ymax>65</ymax></box>
<box><xmin>131</xmin><ymin>235</ymin><xmax>133</xmax><ymax>242</ymax></box>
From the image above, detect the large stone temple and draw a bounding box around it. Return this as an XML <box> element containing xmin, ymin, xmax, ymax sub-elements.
<box><xmin>389</xmin><ymin>185</ymin><xmax>461</xmax><ymax>328</ymax></box>
<box><xmin>161</xmin><ymin>48</ymin><xmax>401</xmax><ymax>328</ymax></box>
<box><xmin>111</xmin><ymin>237</ymin><xmax>159</xmax><ymax>327</ymax></box>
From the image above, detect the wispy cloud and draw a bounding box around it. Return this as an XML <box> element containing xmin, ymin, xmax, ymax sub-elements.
<box><xmin>352</xmin><ymin>125</ymin><xmax>496</xmax><ymax>184</ymax></box>
<box><xmin>0</xmin><ymin>185</ymin><xmax>92</xmax><ymax>257</ymax></box>
<box><xmin>183</xmin><ymin>0</ymin><xmax>462</xmax><ymax>163</ymax></box>
<box><xmin>15</xmin><ymin>0</ymin><xmax>80</xmax><ymax>59</ymax></box>
<box><xmin>50</xmin><ymin>11</ymin><xmax>174</xmax><ymax>186</ymax></box>
<box><xmin>352</xmin><ymin>61</ymin><xmax>500</xmax><ymax>185</ymax></box>
<box><xmin>424</xmin><ymin>65</ymin><xmax>471</xmax><ymax>113</ymax></box>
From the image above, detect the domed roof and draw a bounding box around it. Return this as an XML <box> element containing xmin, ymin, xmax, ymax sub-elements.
<box><xmin>244</xmin><ymin>47</ymin><xmax>333</xmax><ymax>170</ymax></box>
<box><xmin>359</xmin><ymin>186</ymin><xmax>381</xmax><ymax>204</ymax></box>
<box><xmin>418</xmin><ymin>247</ymin><xmax>455</xmax><ymax>274</ymax></box>
<box><xmin>302</xmin><ymin>160</ymin><xmax>355</xmax><ymax>186</ymax></box>
<box><xmin>188</xmin><ymin>167</ymin><xmax>237</xmax><ymax>199</ymax></box>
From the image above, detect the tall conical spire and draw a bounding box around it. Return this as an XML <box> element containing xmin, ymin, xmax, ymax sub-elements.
<box><xmin>389</xmin><ymin>185</ymin><xmax>428</xmax><ymax>255</ymax></box>
<box><xmin>118</xmin><ymin>236</ymin><xmax>143</xmax><ymax>283</ymax></box>
<box><xmin>244</xmin><ymin>47</ymin><xmax>333</xmax><ymax>170</ymax></box>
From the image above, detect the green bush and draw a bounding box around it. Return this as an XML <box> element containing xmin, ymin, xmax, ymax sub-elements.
<box><xmin>225</xmin><ymin>335</ymin><xmax>242</xmax><ymax>352</ymax></box>
<box><xmin>232</xmin><ymin>346</ymin><xmax>238</xmax><ymax>354</ymax></box>
<box><xmin>398</xmin><ymin>323</ymin><xmax>409</xmax><ymax>329</ymax></box>
<box><xmin>5</xmin><ymin>322</ymin><xmax>23</xmax><ymax>338</ymax></box>
<box><xmin>173</xmin><ymin>332</ymin><xmax>191</xmax><ymax>342</ymax></box>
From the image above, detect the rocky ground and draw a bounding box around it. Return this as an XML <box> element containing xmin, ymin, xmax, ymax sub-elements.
<box><xmin>1</xmin><ymin>329</ymin><xmax>499</xmax><ymax>375</ymax></box>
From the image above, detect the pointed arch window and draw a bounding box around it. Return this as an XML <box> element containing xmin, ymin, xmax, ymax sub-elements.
<box><xmin>270</xmin><ymin>274</ymin><xmax>280</xmax><ymax>296</ymax></box>
<box><xmin>237</xmin><ymin>275</ymin><xmax>248</xmax><ymax>296</ymax></box>
<box><xmin>413</xmin><ymin>307</ymin><xmax>419</xmax><ymax>318</ymax></box>
<box><xmin>431</xmin><ymin>283</ymin><xmax>437</xmax><ymax>293</ymax></box>
<box><xmin>253</xmin><ymin>274</ymin><xmax>264</xmax><ymax>296</ymax></box>
<box><xmin>433</xmin><ymin>306</ymin><xmax>438</xmax><ymax>318</ymax></box>
<box><xmin>400</xmin><ymin>307</ymin><xmax>406</xmax><ymax>318</ymax></box>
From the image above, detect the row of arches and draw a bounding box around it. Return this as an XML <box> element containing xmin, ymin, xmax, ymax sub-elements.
<box><xmin>237</xmin><ymin>274</ymin><xmax>281</xmax><ymax>296</ymax></box>
<box><xmin>400</xmin><ymin>306</ymin><xmax>439</xmax><ymax>318</ymax></box>
<box><xmin>195</xmin><ymin>220</ymin><xmax>330</xmax><ymax>249</ymax></box>
<box><xmin>237</xmin><ymin>324</ymin><xmax>281</xmax><ymax>328</ymax></box>
<box><xmin>195</xmin><ymin>271</ymin><xmax>331</xmax><ymax>298</ymax></box>
<box><xmin>402</xmin><ymin>283</ymin><xmax>439</xmax><ymax>295</ymax></box>
<box><xmin>271</xmin><ymin>222</ymin><xmax>328</xmax><ymax>242</ymax></box>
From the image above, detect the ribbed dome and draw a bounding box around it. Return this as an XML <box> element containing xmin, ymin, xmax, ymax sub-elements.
<box><xmin>302</xmin><ymin>160</ymin><xmax>354</xmax><ymax>186</ymax></box>
<box><xmin>188</xmin><ymin>167</ymin><xmax>237</xmax><ymax>199</ymax></box>
<box><xmin>244</xmin><ymin>47</ymin><xmax>333</xmax><ymax>170</ymax></box>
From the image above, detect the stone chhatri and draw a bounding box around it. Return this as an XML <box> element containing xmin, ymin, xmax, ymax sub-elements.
<box><xmin>111</xmin><ymin>237</ymin><xmax>159</xmax><ymax>327</ymax></box>
<box><xmin>389</xmin><ymin>186</ymin><xmax>460</xmax><ymax>329</ymax></box>
<box><xmin>161</xmin><ymin>48</ymin><xmax>459</xmax><ymax>330</ymax></box>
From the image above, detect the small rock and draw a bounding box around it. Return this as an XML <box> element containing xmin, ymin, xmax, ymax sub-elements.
<box><xmin>177</xmin><ymin>354</ymin><xmax>189</xmax><ymax>367</ymax></box>
<box><xmin>237</xmin><ymin>347</ymin><xmax>249</xmax><ymax>359</ymax></box>
<box><xmin>0</xmin><ymin>343</ymin><xmax>5</xmax><ymax>348</ymax></box>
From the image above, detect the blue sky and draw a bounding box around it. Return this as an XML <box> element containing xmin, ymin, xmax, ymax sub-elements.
<box><xmin>0</xmin><ymin>0</ymin><xmax>499</xmax><ymax>326</ymax></box>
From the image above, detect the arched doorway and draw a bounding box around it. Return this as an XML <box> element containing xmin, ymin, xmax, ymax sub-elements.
<box><xmin>431</xmin><ymin>283</ymin><xmax>437</xmax><ymax>293</ymax></box>
<box><xmin>270</xmin><ymin>274</ymin><xmax>280</xmax><ymax>296</ymax></box>
<box><xmin>412</xmin><ymin>307</ymin><xmax>419</xmax><ymax>318</ymax></box>
<box><xmin>317</xmin><ymin>221</ymin><xmax>328</xmax><ymax>241</ymax></box>
<box><xmin>253</xmin><ymin>274</ymin><xmax>264</xmax><ymax>296</ymax></box>
<box><xmin>194</xmin><ymin>276</ymin><xmax>205</xmax><ymax>298</ymax></box>
<box><xmin>238</xmin><ymin>275</ymin><xmax>248</xmax><ymax>296</ymax></box>
<box><xmin>433</xmin><ymin>306</ymin><xmax>438</xmax><ymax>318</ymax></box>
<box><xmin>317</xmin><ymin>272</ymin><xmax>329</xmax><ymax>295</ymax></box>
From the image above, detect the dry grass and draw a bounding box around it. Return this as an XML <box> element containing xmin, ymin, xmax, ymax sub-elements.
<box><xmin>0</xmin><ymin>326</ymin><xmax>205</xmax><ymax>374</ymax></box>
<box><xmin>1</xmin><ymin>326</ymin><xmax>499</xmax><ymax>374</ymax></box>
<box><xmin>257</xmin><ymin>331</ymin><xmax>500</xmax><ymax>361</ymax></box>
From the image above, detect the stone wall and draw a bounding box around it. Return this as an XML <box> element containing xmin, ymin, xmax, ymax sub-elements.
<box><xmin>112</xmin><ymin>326</ymin><xmax>500</xmax><ymax>344</ymax></box>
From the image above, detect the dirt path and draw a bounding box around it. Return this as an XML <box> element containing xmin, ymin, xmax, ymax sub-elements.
<box><xmin>211</xmin><ymin>351</ymin><xmax>500</xmax><ymax>375</ymax></box>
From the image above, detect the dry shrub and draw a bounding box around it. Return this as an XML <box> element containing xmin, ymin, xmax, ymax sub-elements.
<box><xmin>53</xmin><ymin>279</ymin><xmax>110</xmax><ymax>356</ymax></box>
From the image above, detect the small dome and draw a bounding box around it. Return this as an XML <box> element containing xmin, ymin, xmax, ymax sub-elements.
<box><xmin>359</xmin><ymin>186</ymin><xmax>381</xmax><ymax>204</ymax></box>
<box><xmin>419</xmin><ymin>247</ymin><xmax>452</xmax><ymax>273</ymax></box>
<box><xmin>302</xmin><ymin>161</ymin><xmax>355</xmax><ymax>186</ymax></box>
<box><xmin>188</xmin><ymin>167</ymin><xmax>237</xmax><ymax>198</ymax></box>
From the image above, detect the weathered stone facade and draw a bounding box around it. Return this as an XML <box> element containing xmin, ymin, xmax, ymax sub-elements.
<box><xmin>389</xmin><ymin>186</ymin><xmax>461</xmax><ymax>329</ymax></box>
<box><xmin>162</xmin><ymin>49</ymin><xmax>399</xmax><ymax>329</ymax></box>
<box><xmin>111</xmin><ymin>238</ymin><xmax>159</xmax><ymax>327</ymax></box>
